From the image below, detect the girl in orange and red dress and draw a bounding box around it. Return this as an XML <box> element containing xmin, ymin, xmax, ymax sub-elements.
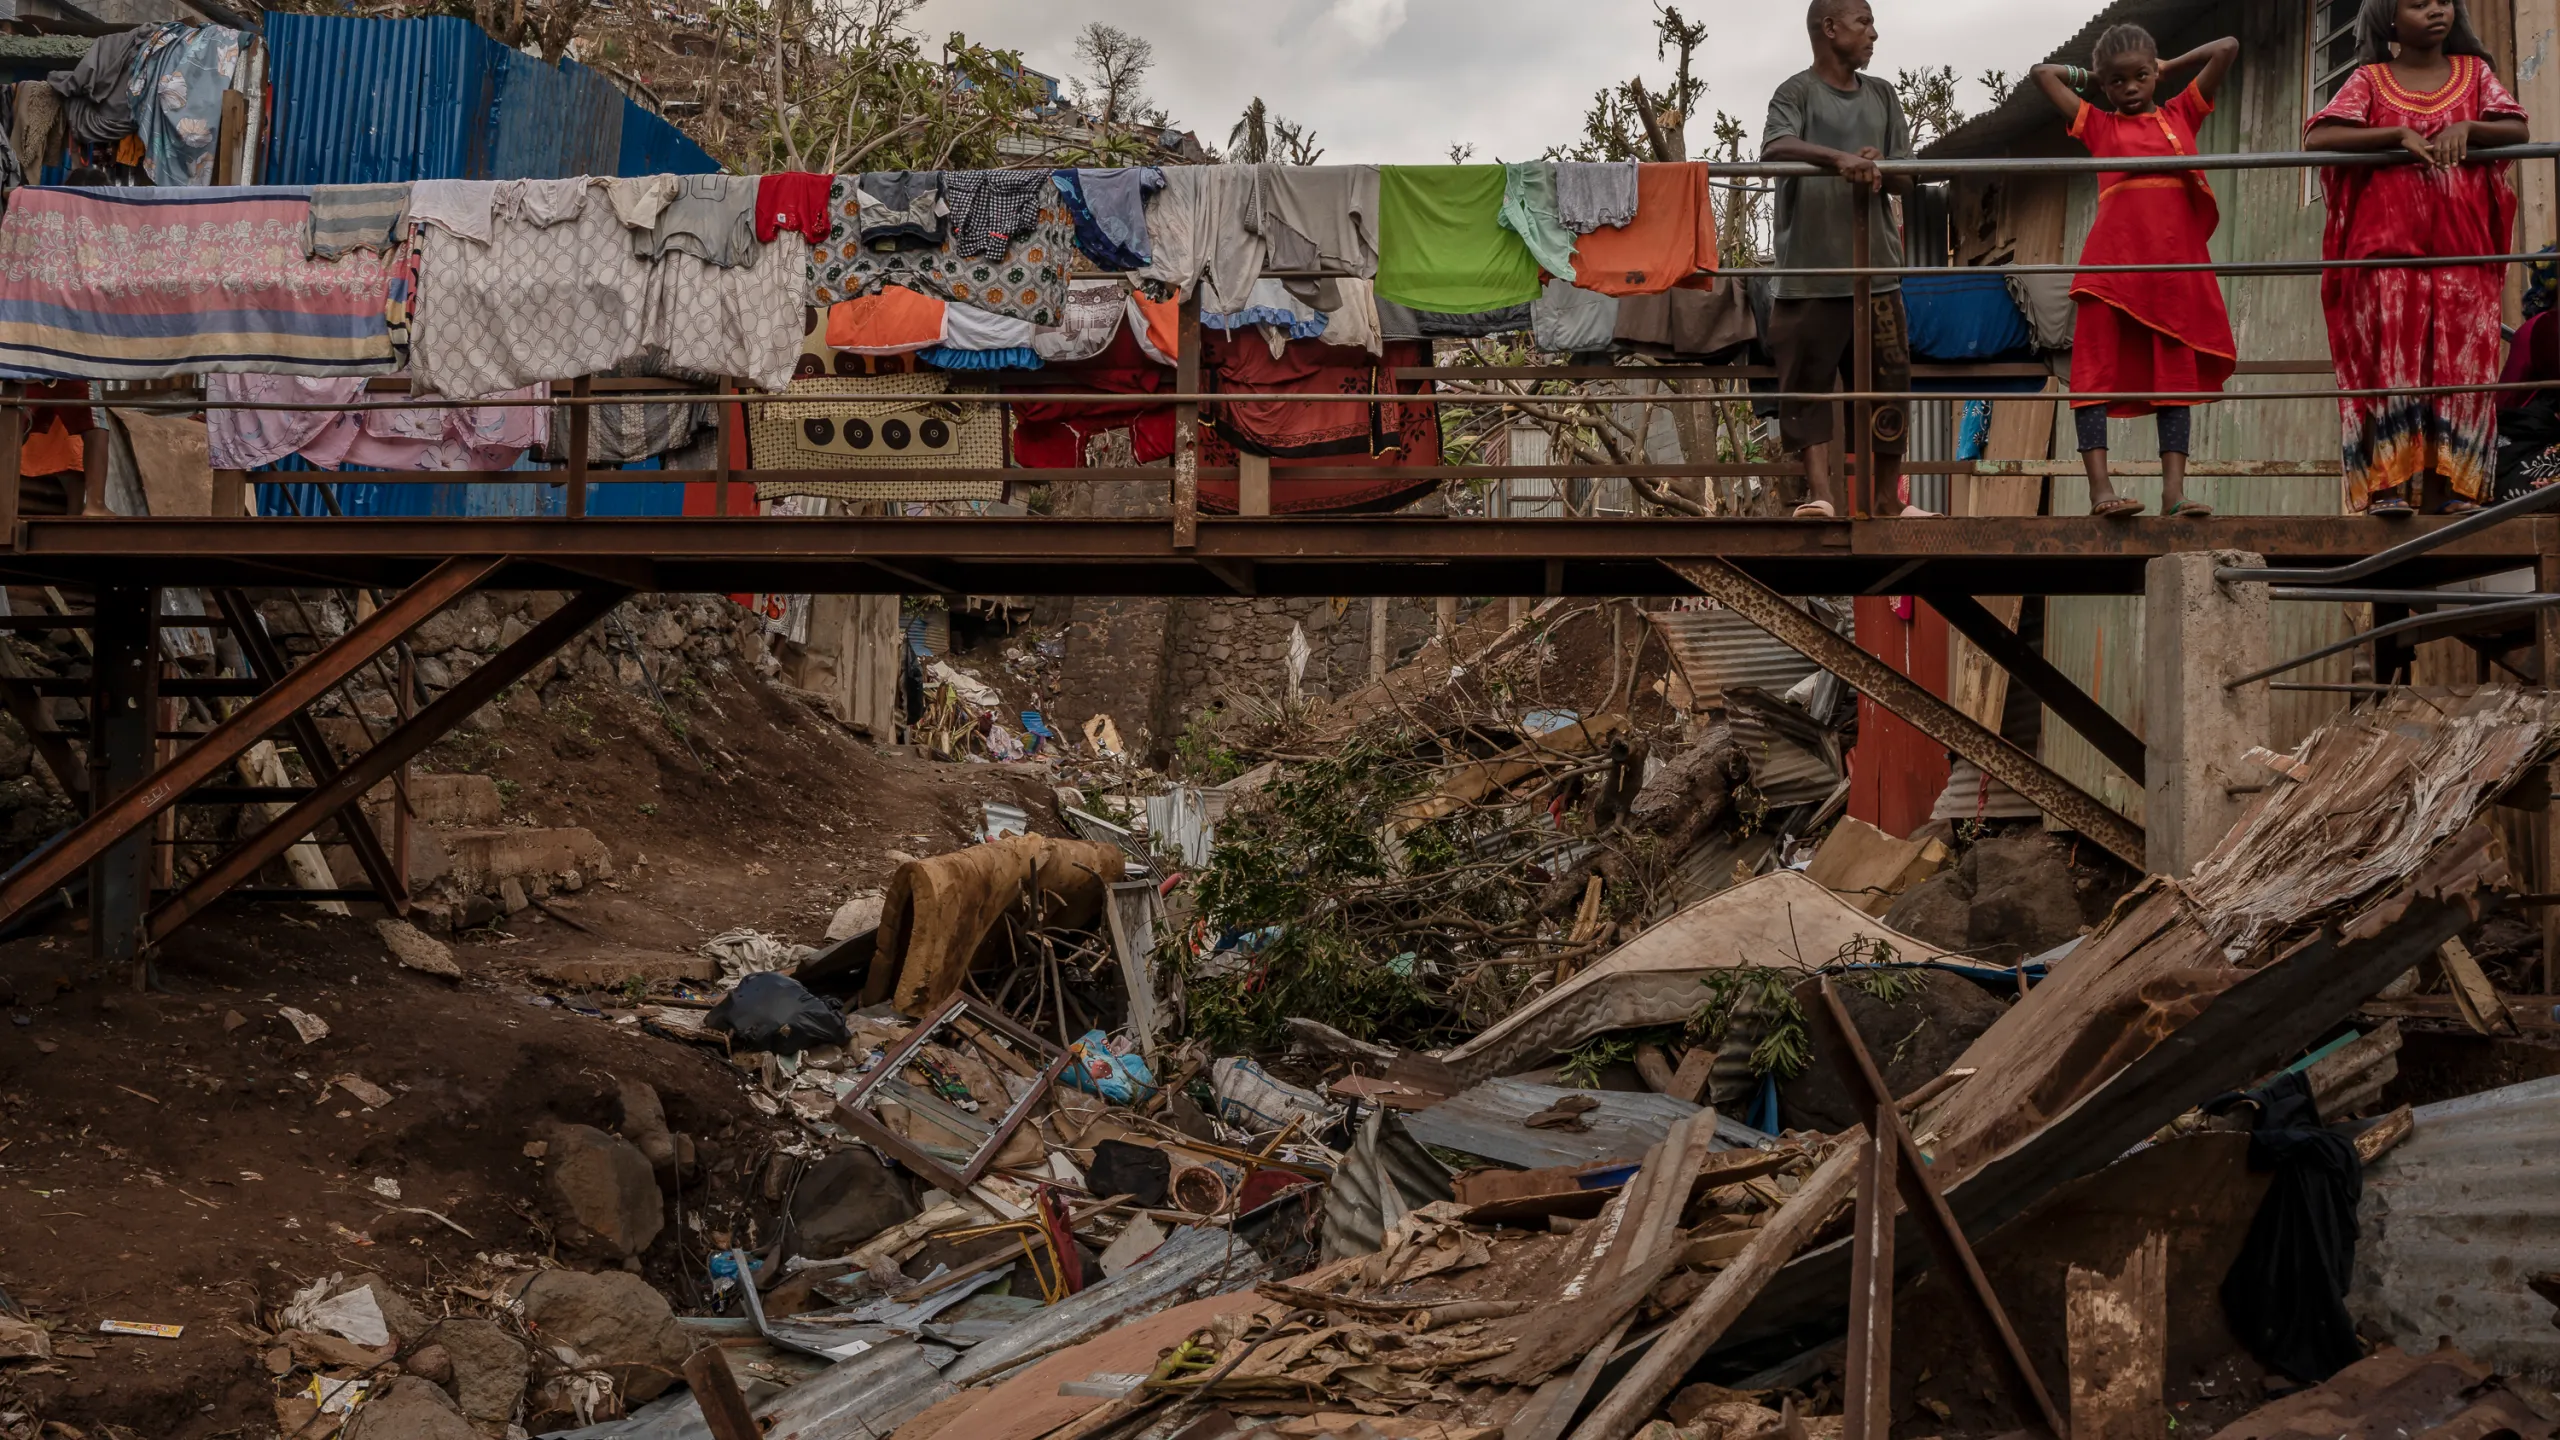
<box><xmin>2031</xmin><ymin>25</ymin><xmax>2239</xmax><ymax>519</ymax></box>
<box><xmin>2307</xmin><ymin>0</ymin><xmax>2528</xmax><ymax>516</ymax></box>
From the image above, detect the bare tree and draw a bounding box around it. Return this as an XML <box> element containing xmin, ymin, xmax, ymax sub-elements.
<box><xmin>1232</xmin><ymin>97</ymin><xmax>1324</xmax><ymax>165</ymax></box>
<box><xmin>1559</xmin><ymin>3</ymin><xmax>1707</xmax><ymax>162</ymax></box>
<box><xmin>1075</xmin><ymin>22</ymin><xmax>1156</xmax><ymax>131</ymax></box>
<box><xmin>738</xmin><ymin>0</ymin><xmax>1047</xmax><ymax>176</ymax></box>
<box><xmin>1895</xmin><ymin>64</ymin><xmax>1968</xmax><ymax>150</ymax></box>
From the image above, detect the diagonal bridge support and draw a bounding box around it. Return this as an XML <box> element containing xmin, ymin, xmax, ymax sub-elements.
<box><xmin>0</xmin><ymin>557</ymin><xmax>504</xmax><ymax>949</ymax></box>
<box><xmin>148</xmin><ymin>586</ymin><xmax>629</xmax><ymax>943</ymax></box>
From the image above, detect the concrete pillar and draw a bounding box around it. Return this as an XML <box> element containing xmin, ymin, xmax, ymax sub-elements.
<box><xmin>2143</xmin><ymin>551</ymin><xmax>2270</xmax><ymax>879</ymax></box>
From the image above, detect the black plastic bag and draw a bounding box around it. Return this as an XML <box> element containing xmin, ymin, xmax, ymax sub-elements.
<box><xmin>706</xmin><ymin>972</ymin><xmax>850</xmax><ymax>1056</ymax></box>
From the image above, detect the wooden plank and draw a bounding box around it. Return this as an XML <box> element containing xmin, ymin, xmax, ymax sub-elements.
<box><xmin>1950</xmin><ymin>378</ymin><xmax>2059</xmax><ymax>730</ymax></box>
<box><xmin>682</xmin><ymin>1346</ymin><xmax>762</xmax><ymax>1440</ymax></box>
<box><xmin>1564</xmin><ymin>1142</ymin><xmax>1860</xmax><ymax>1440</ymax></box>
<box><xmin>1237</xmin><ymin>451</ymin><xmax>1272</xmax><ymax>517</ymax></box>
<box><xmin>2066</xmin><ymin>1234</ymin><xmax>2169</xmax><ymax>1440</ymax></box>
<box><xmin>213</xmin><ymin>90</ymin><xmax>246</xmax><ymax>186</ymax></box>
<box><xmin>1667</xmin><ymin>1046</ymin><xmax>1715</xmax><ymax>1106</ymax></box>
<box><xmin>2440</xmin><ymin>938</ymin><xmax>2521</xmax><ymax>1036</ymax></box>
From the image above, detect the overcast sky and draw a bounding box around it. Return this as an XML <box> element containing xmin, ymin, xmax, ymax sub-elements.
<box><xmin>915</xmin><ymin>0</ymin><xmax>2113</xmax><ymax>162</ymax></box>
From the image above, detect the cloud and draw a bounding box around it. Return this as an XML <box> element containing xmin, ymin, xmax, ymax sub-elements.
<box><xmin>1323</xmin><ymin>0</ymin><xmax>1412</xmax><ymax>47</ymax></box>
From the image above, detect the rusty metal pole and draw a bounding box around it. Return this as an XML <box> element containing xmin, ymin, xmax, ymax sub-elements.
<box><xmin>0</xmin><ymin>382</ymin><xmax>22</xmax><ymax>548</ymax></box>
<box><xmin>89</xmin><ymin>586</ymin><xmax>156</xmax><ymax>984</ymax></box>
<box><xmin>1852</xmin><ymin>185</ymin><xmax>1876</xmax><ymax>520</ymax></box>
<box><xmin>715</xmin><ymin>380</ymin><xmax>735</xmax><ymax>517</ymax></box>
<box><xmin>566</xmin><ymin>375</ymin><xmax>591</xmax><ymax>519</ymax></box>
<box><xmin>2541</xmin><ymin>515</ymin><xmax>2560</xmax><ymax>991</ymax></box>
<box><xmin>1172</xmin><ymin>294</ymin><xmax>1204</xmax><ymax>549</ymax></box>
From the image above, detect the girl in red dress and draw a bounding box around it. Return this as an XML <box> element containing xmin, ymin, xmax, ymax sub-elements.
<box><xmin>2307</xmin><ymin>0</ymin><xmax>2528</xmax><ymax>516</ymax></box>
<box><xmin>2032</xmin><ymin>26</ymin><xmax>2239</xmax><ymax>519</ymax></box>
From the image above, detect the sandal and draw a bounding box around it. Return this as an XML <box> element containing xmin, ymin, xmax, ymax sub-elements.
<box><xmin>2092</xmin><ymin>497</ymin><xmax>2146</xmax><ymax>518</ymax></box>
<box><xmin>1793</xmin><ymin>499</ymin><xmax>1837</xmax><ymax>519</ymax></box>
<box><xmin>1898</xmin><ymin>505</ymin><xmax>1941</xmax><ymax>519</ymax></box>
<box><xmin>2169</xmin><ymin>499</ymin><xmax>2215</xmax><ymax>518</ymax></box>
<box><xmin>2367</xmin><ymin>490</ymin><xmax>2416</xmax><ymax>517</ymax></box>
<box><xmin>2437</xmin><ymin>500</ymin><xmax>2482</xmax><ymax>515</ymax></box>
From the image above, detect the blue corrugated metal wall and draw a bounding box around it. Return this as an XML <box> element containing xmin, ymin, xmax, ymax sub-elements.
<box><xmin>260</xmin><ymin>11</ymin><xmax>717</xmax><ymax>185</ymax></box>
<box><xmin>256</xmin><ymin>11</ymin><xmax>715</xmax><ymax>513</ymax></box>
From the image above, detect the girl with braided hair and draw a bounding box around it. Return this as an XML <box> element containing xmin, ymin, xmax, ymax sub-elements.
<box><xmin>2031</xmin><ymin>24</ymin><xmax>2239</xmax><ymax>519</ymax></box>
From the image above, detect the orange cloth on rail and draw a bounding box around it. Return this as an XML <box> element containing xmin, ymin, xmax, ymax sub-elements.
<box><xmin>1569</xmin><ymin>162</ymin><xmax>1719</xmax><ymax>296</ymax></box>
<box><xmin>2067</xmin><ymin>89</ymin><xmax>2235</xmax><ymax>418</ymax></box>
<box><xmin>19</xmin><ymin>415</ymin><xmax>80</xmax><ymax>476</ymax></box>
<box><xmin>823</xmin><ymin>285</ymin><xmax>947</xmax><ymax>355</ymax></box>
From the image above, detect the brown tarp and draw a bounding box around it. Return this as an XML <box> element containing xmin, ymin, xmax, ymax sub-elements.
<box><xmin>862</xmin><ymin>834</ymin><xmax>1128</xmax><ymax>1014</ymax></box>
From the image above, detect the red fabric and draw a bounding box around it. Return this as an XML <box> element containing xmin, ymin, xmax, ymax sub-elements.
<box><xmin>1197</xmin><ymin>338</ymin><xmax>1443</xmax><ymax>514</ymax></box>
<box><xmin>1011</xmin><ymin>325</ymin><xmax>1177</xmax><ymax>468</ymax></box>
<box><xmin>1847</xmin><ymin>597</ymin><xmax>1950</xmax><ymax>842</ymax></box>
<box><xmin>2311</xmin><ymin>56</ymin><xmax>2527</xmax><ymax>508</ymax></box>
<box><xmin>2067</xmin><ymin>89</ymin><xmax>2235</xmax><ymax>417</ymax></box>
<box><xmin>20</xmin><ymin>382</ymin><xmax>90</xmax><ymax>477</ymax></box>
<box><xmin>1572</xmin><ymin>163</ymin><xmax>1719</xmax><ymax>296</ymax></box>
<box><xmin>682</xmin><ymin>411</ymin><xmax>755</xmax><ymax>515</ymax></box>
<box><xmin>756</xmin><ymin>172</ymin><xmax>834</xmax><ymax>244</ymax></box>
<box><xmin>2501</xmin><ymin>310</ymin><xmax>2559</xmax><ymax>408</ymax></box>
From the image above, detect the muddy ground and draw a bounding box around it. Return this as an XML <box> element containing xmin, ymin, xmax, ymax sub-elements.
<box><xmin>0</xmin><ymin>663</ymin><xmax>1068</xmax><ymax>1438</ymax></box>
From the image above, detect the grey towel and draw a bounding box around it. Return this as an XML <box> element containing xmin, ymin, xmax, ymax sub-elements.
<box><xmin>47</xmin><ymin>27</ymin><xmax>146</xmax><ymax>147</ymax></box>
<box><xmin>1556</xmin><ymin>161</ymin><xmax>1640</xmax><ymax>234</ymax></box>
<box><xmin>307</xmin><ymin>183</ymin><xmax>413</xmax><ymax>260</ymax></box>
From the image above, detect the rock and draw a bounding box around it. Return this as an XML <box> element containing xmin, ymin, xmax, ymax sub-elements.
<box><xmin>535</xmin><ymin>1123</ymin><xmax>663</xmax><ymax>1260</ymax></box>
<box><xmin>1881</xmin><ymin>870</ymin><xmax>1972</xmax><ymax>953</ymax></box>
<box><xmin>1880</xmin><ymin>829</ymin><xmax>2121</xmax><ymax>966</ymax></box>
<box><xmin>433</xmin><ymin>1316</ymin><xmax>528</xmax><ymax>1436</ymax></box>
<box><xmin>343</xmin><ymin>1375</ymin><xmax>477</xmax><ymax>1440</ymax></box>
<box><xmin>825</xmin><ymin>890</ymin><xmax>885</xmax><ymax>942</ymax></box>
<box><xmin>222</xmin><ymin>1009</ymin><xmax>247</xmax><ymax>1032</ymax></box>
<box><xmin>616</xmin><ymin>1078</ymin><xmax>677</xmax><ymax>1175</ymax></box>
<box><xmin>1781</xmin><ymin>970</ymin><xmax>2009</xmax><ymax>1133</ymax></box>
<box><xmin>377</xmin><ymin>919</ymin><xmax>462</xmax><ymax>981</ymax></box>
<box><xmin>791</xmin><ymin>1147</ymin><xmax>919</xmax><ymax>1256</ymax></box>
<box><xmin>498</xmin><ymin>877</ymin><xmax>530</xmax><ymax>915</ymax></box>
<box><xmin>403</xmin><ymin>1343</ymin><xmax>454</xmax><ymax>1387</ymax></box>
<box><xmin>512</xmin><ymin>1268</ymin><xmax>690</xmax><ymax>1406</ymax></box>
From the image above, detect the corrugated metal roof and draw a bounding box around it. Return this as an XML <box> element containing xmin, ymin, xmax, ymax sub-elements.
<box><xmin>1652</xmin><ymin>605</ymin><xmax>1824</xmax><ymax>712</ymax></box>
<box><xmin>260</xmin><ymin>10</ymin><xmax>717</xmax><ymax>184</ymax></box>
<box><xmin>1923</xmin><ymin>0</ymin><xmax>2225</xmax><ymax>159</ymax></box>
<box><xmin>2351</xmin><ymin>1073</ymin><xmax>2560</xmax><ymax>1380</ymax></box>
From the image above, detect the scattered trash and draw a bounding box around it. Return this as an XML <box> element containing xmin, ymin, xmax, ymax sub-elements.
<box><xmin>277</xmin><ymin>1007</ymin><xmax>330</xmax><ymax>1044</ymax></box>
<box><xmin>1062</xmin><ymin>1029</ymin><xmax>1157</xmax><ymax>1106</ymax></box>
<box><xmin>95</xmin><ymin>1320</ymin><xmax>182</xmax><ymax>1339</ymax></box>
<box><xmin>700</xmin><ymin>928</ymin><xmax>819</xmax><ymax>984</ymax></box>
<box><xmin>326</xmin><ymin>1074</ymin><xmax>394</xmax><ymax>1109</ymax></box>
<box><xmin>375</xmin><ymin>918</ymin><xmax>462</xmax><ymax>980</ymax></box>
<box><xmin>980</xmin><ymin>800</ymin><xmax>1031</xmax><ymax>842</ymax></box>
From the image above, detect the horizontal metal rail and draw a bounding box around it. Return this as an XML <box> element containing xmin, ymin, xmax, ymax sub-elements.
<box><xmin>1712</xmin><ymin>141</ymin><xmax>2560</xmax><ymax>179</ymax></box>
<box><xmin>1705</xmin><ymin>251</ymin><xmax>2557</xmax><ymax>279</ymax></box>
<box><xmin>2228</xmin><ymin>594</ymin><xmax>2560</xmax><ymax>688</ymax></box>
<box><xmin>2269</xmin><ymin>587</ymin><xmax>2521</xmax><ymax>606</ymax></box>
<box><xmin>32</xmin><ymin>378</ymin><xmax>2560</xmax><ymax>412</ymax></box>
<box><xmin>2217</xmin><ymin>483</ymin><xmax>2560</xmax><ymax>584</ymax></box>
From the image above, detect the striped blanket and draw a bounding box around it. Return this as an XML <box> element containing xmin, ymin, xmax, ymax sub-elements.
<box><xmin>0</xmin><ymin>187</ymin><xmax>398</xmax><ymax>380</ymax></box>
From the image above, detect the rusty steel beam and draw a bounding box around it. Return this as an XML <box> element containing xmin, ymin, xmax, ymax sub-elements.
<box><xmin>147</xmin><ymin>587</ymin><xmax>627</xmax><ymax>941</ymax></box>
<box><xmin>1667</xmin><ymin>559</ymin><xmax>2147</xmax><ymax>866</ymax></box>
<box><xmin>0</xmin><ymin>557</ymin><xmax>498</xmax><ymax>933</ymax></box>
<box><xmin>1812</xmin><ymin>977</ymin><xmax>2067</xmax><ymax>1440</ymax></box>
<box><xmin>1923</xmin><ymin>592</ymin><xmax>2147</xmax><ymax>784</ymax></box>
<box><xmin>214</xmin><ymin>588</ymin><xmax>411</xmax><ymax>915</ymax></box>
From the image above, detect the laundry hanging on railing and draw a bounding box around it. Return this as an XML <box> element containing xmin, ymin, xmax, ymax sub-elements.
<box><xmin>204</xmin><ymin>373</ymin><xmax>550</xmax><ymax>471</ymax></box>
<box><xmin>0</xmin><ymin>187</ymin><xmax>399</xmax><ymax>379</ymax></box>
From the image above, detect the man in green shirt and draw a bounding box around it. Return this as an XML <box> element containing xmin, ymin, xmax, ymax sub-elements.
<box><xmin>1763</xmin><ymin>0</ymin><xmax>1915</xmax><ymax>518</ymax></box>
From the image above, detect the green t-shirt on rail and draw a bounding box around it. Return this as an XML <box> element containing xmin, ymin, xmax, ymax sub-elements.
<box><xmin>1375</xmin><ymin>165</ymin><xmax>1545</xmax><ymax>315</ymax></box>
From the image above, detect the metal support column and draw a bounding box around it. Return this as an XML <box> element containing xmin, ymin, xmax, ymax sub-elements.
<box><xmin>1851</xmin><ymin>188</ymin><xmax>1875</xmax><ymax>520</ymax></box>
<box><xmin>2540</xmin><ymin>518</ymin><xmax>2560</xmax><ymax>990</ymax></box>
<box><xmin>1172</xmin><ymin>294</ymin><xmax>1204</xmax><ymax>549</ymax></box>
<box><xmin>88</xmin><ymin>586</ymin><xmax>156</xmax><ymax>980</ymax></box>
